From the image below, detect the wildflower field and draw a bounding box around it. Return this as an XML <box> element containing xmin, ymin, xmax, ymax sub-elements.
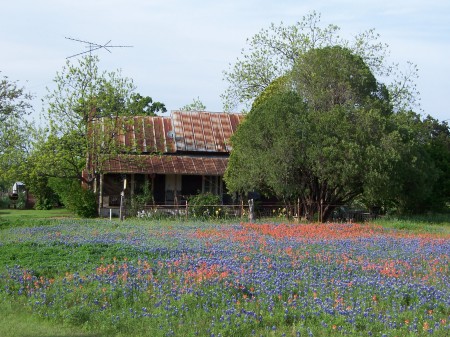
<box><xmin>0</xmin><ymin>220</ymin><xmax>449</xmax><ymax>336</ymax></box>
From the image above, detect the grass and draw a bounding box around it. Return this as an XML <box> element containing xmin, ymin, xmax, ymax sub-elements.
<box><xmin>0</xmin><ymin>208</ymin><xmax>75</xmax><ymax>229</ymax></box>
<box><xmin>0</xmin><ymin>301</ymin><xmax>101</xmax><ymax>337</ymax></box>
<box><xmin>372</xmin><ymin>213</ymin><xmax>450</xmax><ymax>235</ymax></box>
<box><xmin>0</xmin><ymin>208</ymin><xmax>74</xmax><ymax>220</ymax></box>
<box><xmin>0</xmin><ymin>211</ymin><xmax>449</xmax><ymax>336</ymax></box>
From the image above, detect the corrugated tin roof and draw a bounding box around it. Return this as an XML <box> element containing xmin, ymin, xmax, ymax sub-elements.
<box><xmin>92</xmin><ymin>112</ymin><xmax>243</xmax><ymax>155</ymax></box>
<box><xmin>172</xmin><ymin>111</ymin><xmax>244</xmax><ymax>152</ymax></box>
<box><xmin>102</xmin><ymin>155</ymin><xmax>228</xmax><ymax>176</ymax></box>
<box><xmin>92</xmin><ymin>116</ymin><xmax>176</xmax><ymax>154</ymax></box>
<box><xmin>92</xmin><ymin>112</ymin><xmax>243</xmax><ymax>175</ymax></box>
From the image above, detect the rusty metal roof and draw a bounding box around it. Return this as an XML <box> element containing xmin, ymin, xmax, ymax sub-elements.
<box><xmin>94</xmin><ymin>116</ymin><xmax>176</xmax><ymax>153</ymax></box>
<box><xmin>93</xmin><ymin>111</ymin><xmax>243</xmax><ymax>175</ymax></box>
<box><xmin>172</xmin><ymin>111</ymin><xmax>244</xmax><ymax>152</ymax></box>
<box><xmin>102</xmin><ymin>155</ymin><xmax>228</xmax><ymax>176</ymax></box>
<box><xmin>93</xmin><ymin>111</ymin><xmax>243</xmax><ymax>155</ymax></box>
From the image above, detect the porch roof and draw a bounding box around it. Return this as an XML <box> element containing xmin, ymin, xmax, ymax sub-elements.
<box><xmin>101</xmin><ymin>155</ymin><xmax>228</xmax><ymax>176</ymax></box>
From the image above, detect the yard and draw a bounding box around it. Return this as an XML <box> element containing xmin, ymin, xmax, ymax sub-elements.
<box><xmin>0</xmin><ymin>212</ymin><xmax>449</xmax><ymax>336</ymax></box>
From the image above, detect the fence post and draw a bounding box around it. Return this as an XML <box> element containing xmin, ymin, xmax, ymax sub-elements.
<box><xmin>119</xmin><ymin>191</ymin><xmax>125</xmax><ymax>221</ymax></box>
<box><xmin>186</xmin><ymin>200</ymin><xmax>188</xmax><ymax>220</ymax></box>
<box><xmin>248</xmin><ymin>199</ymin><xmax>254</xmax><ymax>223</ymax></box>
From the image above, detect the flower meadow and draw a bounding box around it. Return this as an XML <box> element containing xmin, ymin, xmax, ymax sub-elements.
<box><xmin>0</xmin><ymin>221</ymin><xmax>449</xmax><ymax>336</ymax></box>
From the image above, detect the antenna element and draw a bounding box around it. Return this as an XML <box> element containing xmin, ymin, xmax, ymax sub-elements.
<box><xmin>65</xmin><ymin>37</ymin><xmax>133</xmax><ymax>59</ymax></box>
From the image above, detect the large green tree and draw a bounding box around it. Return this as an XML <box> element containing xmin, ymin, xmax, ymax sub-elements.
<box><xmin>392</xmin><ymin>116</ymin><xmax>450</xmax><ymax>213</ymax></box>
<box><xmin>225</xmin><ymin>91</ymin><xmax>400</xmax><ymax>221</ymax></box>
<box><xmin>26</xmin><ymin>56</ymin><xmax>166</xmax><ymax>214</ymax></box>
<box><xmin>0</xmin><ymin>73</ymin><xmax>34</xmax><ymax>187</ymax></box>
<box><xmin>424</xmin><ymin>117</ymin><xmax>450</xmax><ymax>211</ymax></box>
<box><xmin>225</xmin><ymin>46</ymin><xmax>434</xmax><ymax>220</ymax></box>
<box><xmin>41</xmin><ymin>55</ymin><xmax>166</xmax><ymax>185</ymax></box>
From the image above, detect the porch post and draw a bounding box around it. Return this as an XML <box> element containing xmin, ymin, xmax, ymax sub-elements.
<box><xmin>150</xmin><ymin>174</ymin><xmax>155</xmax><ymax>206</ymax></box>
<box><xmin>219</xmin><ymin>176</ymin><xmax>223</xmax><ymax>203</ymax></box>
<box><xmin>131</xmin><ymin>174</ymin><xmax>135</xmax><ymax>198</ymax></box>
<box><xmin>98</xmin><ymin>174</ymin><xmax>104</xmax><ymax>216</ymax></box>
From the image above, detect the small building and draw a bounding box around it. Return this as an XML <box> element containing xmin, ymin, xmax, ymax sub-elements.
<box><xmin>88</xmin><ymin>111</ymin><xmax>244</xmax><ymax>216</ymax></box>
<box><xmin>8</xmin><ymin>181</ymin><xmax>35</xmax><ymax>209</ymax></box>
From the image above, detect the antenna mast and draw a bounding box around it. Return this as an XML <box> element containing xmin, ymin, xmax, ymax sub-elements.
<box><xmin>65</xmin><ymin>37</ymin><xmax>133</xmax><ymax>59</ymax></box>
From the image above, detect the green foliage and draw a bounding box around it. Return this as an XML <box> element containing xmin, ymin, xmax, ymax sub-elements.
<box><xmin>188</xmin><ymin>192</ymin><xmax>222</xmax><ymax>218</ymax></box>
<box><xmin>14</xmin><ymin>191</ymin><xmax>27</xmax><ymax>210</ymax></box>
<box><xmin>0</xmin><ymin>72</ymin><xmax>34</xmax><ymax>185</ymax></box>
<box><xmin>226</xmin><ymin>47</ymin><xmax>402</xmax><ymax>221</ymax></box>
<box><xmin>0</xmin><ymin>72</ymin><xmax>32</xmax><ymax>122</ymax></box>
<box><xmin>34</xmin><ymin>198</ymin><xmax>54</xmax><ymax>210</ymax></box>
<box><xmin>33</xmin><ymin>55</ymin><xmax>168</xmax><ymax>215</ymax></box>
<box><xmin>0</xmin><ymin>194</ymin><xmax>9</xmax><ymax>209</ymax></box>
<box><xmin>225</xmin><ymin>42</ymin><xmax>444</xmax><ymax>219</ymax></box>
<box><xmin>42</xmin><ymin>56</ymin><xmax>135</xmax><ymax>186</ymax></box>
<box><xmin>420</xmin><ymin>117</ymin><xmax>450</xmax><ymax>211</ymax></box>
<box><xmin>127</xmin><ymin>93</ymin><xmax>167</xmax><ymax>116</ymax></box>
<box><xmin>222</xmin><ymin>11</ymin><xmax>419</xmax><ymax>113</ymax></box>
<box><xmin>371</xmin><ymin>112</ymin><xmax>447</xmax><ymax>214</ymax></box>
<box><xmin>291</xmin><ymin>46</ymin><xmax>390</xmax><ymax>113</ymax></box>
<box><xmin>49</xmin><ymin>178</ymin><xmax>97</xmax><ymax>218</ymax></box>
<box><xmin>0</xmin><ymin>241</ymin><xmax>155</xmax><ymax>276</ymax></box>
<box><xmin>128</xmin><ymin>183</ymin><xmax>154</xmax><ymax>216</ymax></box>
<box><xmin>45</xmin><ymin>55</ymin><xmax>135</xmax><ymax>134</ymax></box>
<box><xmin>179</xmin><ymin>96</ymin><xmax>206</xmax><ymax>111</ymax></box>
<box><xmin>250</xmin><ymin>75</ymin><xmax>290</xmax><ymax>111</ymax></box>
<box><xmin>225</xmin><ymin>90</ymin><xmax>307</xmax><ymax>199</ymax></box>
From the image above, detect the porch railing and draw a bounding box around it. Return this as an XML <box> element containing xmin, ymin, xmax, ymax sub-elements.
<box><xmin>101</xmin><ymin>201</ymin><xmax>378</xmax><ymax>222</ymax></box>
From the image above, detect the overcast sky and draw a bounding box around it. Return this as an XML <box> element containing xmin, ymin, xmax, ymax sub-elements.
<box><xmin>1</xmin><ymin>0</ymin><xmax>449</xmax><ymax>121</ymax></box>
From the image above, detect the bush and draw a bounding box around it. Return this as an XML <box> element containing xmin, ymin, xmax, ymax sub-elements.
<box><xmin>0</xmin><ymin>192</ymin><xmax>26</xmax><ymax>209</ymax></box>
<box><xmin>128</xmin><ymin>183</ymin><xmax>153</xmax><ymax>216</ymax></box>
<box><xmin>188</xmin><ymin>193</ymin><xmax>222</xmax><ymax>219</ymax></box>
<box><xmin>15</xmin><ymin>192</ymin><xmax>27</xmax><ymax>209</ymax></box>
<box><xmin>49</xmin><ymin>178</ymin><xmax>97</xmax><ymax>218</ymax></box>
<box><xmin>34</xmin><ymin>198</ymin><xmax>54</xmax><ymax>210</ymax></box>
<box><xmin>0</xmin><ymin>194</ymin><xmax>9</xmax><ymax>209</ymax></box>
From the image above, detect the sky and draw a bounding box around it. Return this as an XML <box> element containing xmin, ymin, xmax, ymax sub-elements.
<box><xmin>1</xmin><ymin>0</ymin><xmax>449</xmax><ymax>122</ymax></box>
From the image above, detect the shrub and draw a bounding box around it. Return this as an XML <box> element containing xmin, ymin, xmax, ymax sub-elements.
<box><xmin>128</xmin><ymin>183</ymin><xmax>153</xmax><ymax>216</ymax></box>
<box><xmin>188</xmin><ymin>192</ymin><xmax>222</xmax><ymax>219</ymax></box>
<box><xmin>34</xmin><ymin>198</ymin><xmax>54</xmax><ymax>210</ymax></box>
<box><xmin>15</xmin><ymin>192</ymin><xmax>27</xmax><ymax>209</ymax></box>
<box><xmin>0</xmin><ymin>194</ymin><xmax>9</xmax><ymax>209</ymax></box>
<box><xmin>49</xmin><ymin>178</ymin><xmax>97</xmax><ymax>218</ymax></box>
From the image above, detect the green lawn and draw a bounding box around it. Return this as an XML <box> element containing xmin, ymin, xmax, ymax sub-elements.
<box><xmin>372</xmin><ymin>213</ymin><xmax>450</xmax><ymax>235</ymax></box>
<box><xmin>0</xmin><ymin>301</ymin><xmax>102</xmax><ymax>337</ymax></box>
<box><xmin>0</xmin><ymin>208</ymin><xmax>76</xmax><ymax>229</ymax></box>
<box><xmin>0</xmin><ymin>208</ymin><xmax>74</xmax><ymax>219</ymax></box>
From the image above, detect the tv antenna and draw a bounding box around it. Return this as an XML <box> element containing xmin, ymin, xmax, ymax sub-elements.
<box><xmin>65</xmin><ymin>37</ymin><xmax>133</xmax><ymax>59</ymax></box>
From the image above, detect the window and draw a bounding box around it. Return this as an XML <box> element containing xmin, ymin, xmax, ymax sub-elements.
<box><xmin>202</xmin><ymin>176</ymin><xmax>222</xmax><ymax>195</ymax></box>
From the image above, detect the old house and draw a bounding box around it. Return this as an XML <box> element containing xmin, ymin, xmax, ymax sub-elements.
<box><xmin>89</xmin><ymin>110</ymin><xmax>243</xmax><ymax>216</ymax></box>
